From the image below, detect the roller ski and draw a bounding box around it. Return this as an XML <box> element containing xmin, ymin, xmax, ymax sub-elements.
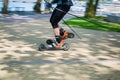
<box><xmin>38</xmin><ymin>29</ymin><xmax>74</xmax><ymax>51</ymax></box>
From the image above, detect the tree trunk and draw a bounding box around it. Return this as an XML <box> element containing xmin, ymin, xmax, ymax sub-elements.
<box><xmin>2</xmin><ymin>0</ymin><xmax>9</xmax><ymax>14</ymax></box>
<box><xmin>84</xmin><ymin>0</ymin><xmax>99</xmax><ymax>18</ymax></box>
<box><xmin>34</xmin><ymin>0</ymin><xmax>41</xmax><ymax>12</ymax></box>
<box><xmin>93</xmin><ymin>0</ymin><xmax>99</xmax><ymax>16</ymax></box>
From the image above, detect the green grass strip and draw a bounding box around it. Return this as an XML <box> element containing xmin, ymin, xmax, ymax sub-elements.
<box><xmin>66</xmin><ymin>16</ymin><xmax>120</xmax><ymax>32</ymax></box>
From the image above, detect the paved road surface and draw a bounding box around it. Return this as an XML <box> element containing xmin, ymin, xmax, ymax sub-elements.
<box><xmin>0</xmin><ymin>13</ymin><xmax>120</xmax><ymax>80</ymax></box>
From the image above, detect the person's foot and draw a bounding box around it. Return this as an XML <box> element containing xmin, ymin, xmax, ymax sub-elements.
<box><xmin>47</xmin><ymin>35</ymin><xmax>66</xmax><ymax>48</ymax></box>
<box><xmin>55</xmin><ymin>36</ymin><xmax>62</xmax><ymax>43</ymax></box>
<box><xmin>54</xmin><ymin>34</ymin><xmax>68</xmax><ymax>48</ymax></box>
<box><xmin>60</xmin><ymin>28</ymin><xmax>68</xmax><ymax>39</ymax></box>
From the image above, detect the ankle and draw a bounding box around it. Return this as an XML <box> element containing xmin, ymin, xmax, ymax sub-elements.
<box><xmin>55</xmin><ymin>36</ymin><xmax>62</xmax><ymax>43</ymax></box>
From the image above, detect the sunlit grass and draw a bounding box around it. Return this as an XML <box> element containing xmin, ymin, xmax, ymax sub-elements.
<box><xmin>66</xmin><ymin>16</ymin><xmax>120</xmax><ymax>32</ymax></box>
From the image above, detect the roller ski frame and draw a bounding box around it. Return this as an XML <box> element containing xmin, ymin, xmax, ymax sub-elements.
<box><xmin>38</xmin><ymin>31</ymin><xmax>74</xmax><ymax>51</ymax></box>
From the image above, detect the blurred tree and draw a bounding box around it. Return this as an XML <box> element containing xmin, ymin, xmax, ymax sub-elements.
<box><xmin>34</xmin><ymin>0</ymin><xmax>42</xmax><ymax>12</ymax></box>
<box><xmin>85</xmin><ymin>0</ymin><xmax>99</xmax><ymax>18</ymax></box>
<box><xmin>2</xmin><ymin>0</ymin><xmax>9</xmax><ymax>14</ymax></box>
<box><xmin>45</xmin><ymin>0</ymin><xmax>51</xmax><ymax>13</ymax></box>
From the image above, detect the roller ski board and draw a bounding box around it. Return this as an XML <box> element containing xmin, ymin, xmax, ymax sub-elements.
<box><xmin>38</xmin><ymin>43</ymin><xmax>70</xmax><ymax>51</ymax></box>
<box><xmin>38</xmin><ymin>32</ymin><xmax>74</xmax><ymax>51</ymax></box>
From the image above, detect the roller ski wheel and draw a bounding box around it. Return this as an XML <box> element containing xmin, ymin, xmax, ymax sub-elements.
<box><xmin>38</xmin><ymin>43</ymin><xmax>47</xmax><ymax>51</ymax></box>
<box><xmin>62</xmin><ymin>43</ymin><xmax>70</xmax><ymax>51</ymax></box>
<box><xmin>68</xmin><ymin>33</ymin><xmax>74</xmax><ymax>38</ymax></box>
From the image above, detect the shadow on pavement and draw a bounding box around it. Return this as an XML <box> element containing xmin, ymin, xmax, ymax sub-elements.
<box><xmin>0</xmin><ymin>13</ymin><xmax>120</xmax><ymax>80</ymax></box>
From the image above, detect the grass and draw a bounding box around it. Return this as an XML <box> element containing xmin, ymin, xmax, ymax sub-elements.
<box><xmin>65</xmin><ymin>16</ymin><xmax>120</xmax><ymax>32</ymax></box>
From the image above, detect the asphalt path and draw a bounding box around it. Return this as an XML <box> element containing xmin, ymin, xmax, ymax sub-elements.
<box><xmin>0</xmin><ymin>12</ymin><xmax>120</xmax><ymax>80</ymax></box>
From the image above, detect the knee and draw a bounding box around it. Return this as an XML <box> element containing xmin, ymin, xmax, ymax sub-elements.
<box><xmin>50</xmin><ymin>19</ymin><xmax>58</xmax><ymax>29</ymax></box>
